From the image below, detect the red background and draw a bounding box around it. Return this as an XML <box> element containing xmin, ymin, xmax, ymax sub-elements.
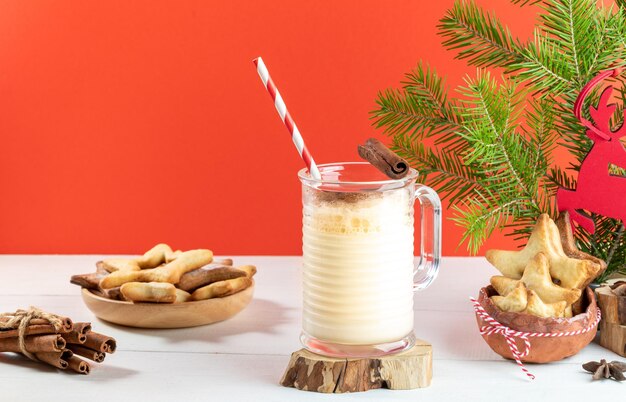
<box><xmin>0</xmin><ymin>1</ymin><xmax>573</xmax><ymax>255</ymax></box>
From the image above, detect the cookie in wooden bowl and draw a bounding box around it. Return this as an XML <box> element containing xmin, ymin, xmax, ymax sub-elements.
<box><xmin>71</xmin><ymin>243</ymin><xmax>257</xmax><ymax>328</ymax></box>
<box><xmin>476</xmin><ymin>285</ymin><xmax>599</xmax><ymax>363</ymax></box>
<box><xmin>476</xmin><ymin>214</ymin><xmax>604</xmax><ymax>363</ymax></box>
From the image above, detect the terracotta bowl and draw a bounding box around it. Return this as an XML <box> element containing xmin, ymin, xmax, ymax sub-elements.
<box><xmin>81</xmin><ymin>281</ymin><xmax>254</xmax><ymax>329</ymax></box>
<box><xmin>475</xmin><ymin>285</ymin><xmax>598</xmax><ymax>363</ymax></box>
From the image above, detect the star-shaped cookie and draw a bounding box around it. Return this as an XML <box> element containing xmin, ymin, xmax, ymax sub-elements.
<box><xmin>490</xmin><ymin>252</ymin><xmax>581</xmax><ymax>305</ymax></box>
<box><xmin>491</xmin><ymin>282</ymin><xmax>527</xmax><ymax>313</ymax></box>
<box><xmin>486</xmin><ymin>214</ymin><xmax>601</xmax><ymax>289</ymax></box>
<box><xmin>556</xmin><ymin>211</ymin><xmax>607</xmax><ymax>279</ymax></box>
<box><xmin>523</xmin><ymin>289</ymin><xmax>566</xmax><ymax>318</ymax></box>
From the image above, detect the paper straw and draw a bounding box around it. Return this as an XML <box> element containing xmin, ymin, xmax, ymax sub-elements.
<box><xmin>253</xmin><ymin>57</ymin><xmax>321</xmax><ymax>180</ymax></box>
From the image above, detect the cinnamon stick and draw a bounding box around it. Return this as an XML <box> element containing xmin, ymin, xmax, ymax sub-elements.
<box><xmin>34</xmin><ymin>349</ymin><xmax>73</xmax><ymax>370</ymax></box>
<box><xmin>0</xmin><ymin>324</ymin><xmax>67</xmax><ymax>339</ymax></box>
<box><xmin>0</xmin><ymin>334</ymin><xmax>66</xmax><ymax>353</ymax></box>
<box><xmin>67</xmin><ymin>355</ymin><xmax>90</xmax><ymax>374</ymax></box>
<box><xmin>357</xmin><ymin>138</ymin><xmax>409</xmax><ymax>179</ymax></box>
<box><xmin>66</xmin><ymin>344</ymin><xmax>105</xmax><ymax>363</ymax></box>
<box><xmin>84</xmin><ymin>332</ymin><xmax>116</xmax><ymax>354</ymax></box>
<box><xmin>0</xmin><ymin>315</ymin><xmax>72</xmax><ymax>335</ymax></box>
<box><xmin>61</xmin><ymin>322</ymin><xmax>92</xmax><ymax>344</ymax></box>
<box><xmin>178</xmin><ymin>265</ymin><xmax>247</xmax><ymax>292</ymax></box>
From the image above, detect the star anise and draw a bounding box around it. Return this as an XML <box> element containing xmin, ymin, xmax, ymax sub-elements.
<box><xmin>582</xmin><ymin>359</ymin><xmax>626</xmax><ymax>381</ymax></box>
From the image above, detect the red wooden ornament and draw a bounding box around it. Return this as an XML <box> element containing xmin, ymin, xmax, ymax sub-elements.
<box><xmin>557</xmin><ymin>68</ymin><xmax>626</xmax><ymax>233</ymax></box>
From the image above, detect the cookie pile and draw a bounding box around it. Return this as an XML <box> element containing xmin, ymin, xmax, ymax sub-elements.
<box><xmin>486</xmin><ymin>213</ymin><xmax>606</xmax><ymax>318</ymax></box>
<box><xmin>71</xmin><ymin>243</ymin><xmax>256</xmax><ymax>303</ymax></box>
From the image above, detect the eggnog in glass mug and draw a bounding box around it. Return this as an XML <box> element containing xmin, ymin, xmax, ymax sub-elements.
<box><xmin>298</xmin><ymin>162</ymin><xmax>441</xmax><ymax>357</ymax></box>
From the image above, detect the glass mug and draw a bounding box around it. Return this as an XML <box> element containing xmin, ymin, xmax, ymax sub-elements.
<box><xmin>298</xmin><ymin>162</ymin><xmax>441</xmax><ymax>357</ymax></box>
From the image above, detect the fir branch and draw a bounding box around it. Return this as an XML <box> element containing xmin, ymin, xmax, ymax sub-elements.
<box><xmin>392</xmin><ymin>137</ymin><xmax>486</xmax><ymax>204</ymax></box>
<box><xmin>537</xmin><ymin>0</ymin><xmax>596</xmax><ymax>80</ymax></box>
<box><xmin>371</xmin><ymin>88</ymin><xmax>453</xmax><ymax>139</ymax></box>
<box><xmin>371</xmin><ymin>63</ymin><xmax>466</xmax><ymax>141</ymax></box>
<box><xmin>546</xmin><ymin>166</ymin><xmax>576</xmax><ymax>191</ymax></box>
<box><xmin>439</xmin><ymin>0</ymin><xmax>522</xmax><ymax>68</ymax></box>
<box><xmin>577</xmin><ymin>216</ymin><xmax>626</xmax><ymax>281</ymax></box>
<box><xmin>372</xmin><ymin>0</ymin><xmax>626</xmax><ymax>266</ymax></box>
<box><xmin>555</xmin><ymin>92</ymin><xmax>593</xmax><ymax>166</ymax></box>
<box><xmin>511</xmin><ymin>32</ymin><xmax>573</xmax><ymax>94</ymax></box>
<box><xmin>402</xmin><ymin>62</ymin><xmax>448</xmax><ymax>111</ymax></box>
<box><xmin>585</xmin><ymin>7</ymin><xmax>626</xmax><ymax>75</ymax></box>
<box><xmin>606</xmin><ymin>224</ymin><xmax>625</xmax><ymax>268</ymax></box>
<box><xmin>452</xmin><ymin>194</ymin><xmax>525</xmax><ymax>254</ymax></box>
<box><xmin>524</xmin><ymin>99</ymin><xmax>558</xmax><ymax>190</ymax></box>
<box><xmin>457</xmin><ymin>72</ymin><xmax>534</xmax><ymax>201</ymax></box>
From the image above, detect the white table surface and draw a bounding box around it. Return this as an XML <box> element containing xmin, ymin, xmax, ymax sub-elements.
<box><xmin>0</xmin><ymin>255</ymin><xmax>623</xmax><ymax>401</ymax></box>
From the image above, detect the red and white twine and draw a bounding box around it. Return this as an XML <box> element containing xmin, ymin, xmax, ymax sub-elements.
<box><xmin>470</xmin><ymin>297</ymin><xmax>601</xmax><ymax>380</ymax></box>
<box><xmin>253</xmin><ymin>57</ymin><xmax>321</xmax><ymax>180</ymax></box>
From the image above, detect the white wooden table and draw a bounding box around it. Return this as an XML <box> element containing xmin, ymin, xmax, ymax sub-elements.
<box><xmin>0</xmin><ymin>256</ymin><xmax>623</xmax><ymax>401</ymax></box>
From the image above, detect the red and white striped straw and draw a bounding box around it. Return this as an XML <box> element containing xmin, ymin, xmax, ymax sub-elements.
<box><xmin>253</xmin><ymin>57</ymin><xmax>321</xmax><ymax>180</ymax></box>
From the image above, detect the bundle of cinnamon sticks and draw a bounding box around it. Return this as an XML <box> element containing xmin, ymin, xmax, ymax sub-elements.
<box><xmin>0</xmin><ymin>308</ymin><xmax>116</xmax><ymax>374</ymax></box>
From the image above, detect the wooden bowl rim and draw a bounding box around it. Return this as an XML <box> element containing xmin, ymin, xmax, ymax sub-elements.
<box><xmin>477</xmin><ymin>285</ymin><xmax>597</xmax><ymax>331</ymax></box>
<box><xmin>81</xmin><ymin>280</ymin><xmax>255</xmax><ymax>306</ymax></box>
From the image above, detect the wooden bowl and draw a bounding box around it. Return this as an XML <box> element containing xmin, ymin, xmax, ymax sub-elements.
<box><xmin>81</xmin><ymin>282</ymin><xmax>254</xmax><ymax>329</ymax></box>
<box><xmin>475</xmin><ymin>285</ymin><xmax>598</xmax><ymax>363</ymax></box>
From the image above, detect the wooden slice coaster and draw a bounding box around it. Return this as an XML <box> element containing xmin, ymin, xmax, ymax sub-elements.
<box><xmin>280</xmin><ymin>339</ymin><xmax>432</xmax><ymax>393</ymax></box>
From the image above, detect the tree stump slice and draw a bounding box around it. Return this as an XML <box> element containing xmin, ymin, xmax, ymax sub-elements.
<box><xmin>280</xmin><ymin>339</ymin><xmax>432</xmax><ymax>393</ymax></box>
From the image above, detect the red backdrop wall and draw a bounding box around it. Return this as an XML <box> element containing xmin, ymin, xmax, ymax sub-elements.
<box><xmin>0</xmin><ymin>1</ymin><xmax>550</xmax><ymax>255</ymax></box>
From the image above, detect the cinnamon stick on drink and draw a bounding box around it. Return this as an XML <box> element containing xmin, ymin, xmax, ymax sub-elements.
<box><xmin>357</xmin><ymin>138</ymin><xmax>409</xmax><ymax>179</ymax></box>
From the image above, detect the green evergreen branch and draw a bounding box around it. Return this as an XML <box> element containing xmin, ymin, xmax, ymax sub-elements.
<box><xmin>458</xmin><ymin>72</ymin><xmax>536</xmax><ymax>203</ymax></box>
<box><xmin>538</xmin><ymin>0</ymin><xmax>587</xmax><ymax>79</ymax></box>
<box><xmin>402</xmin><ymin>62</ymin><xmax>448</xmax><ymax>111</ymax></box>
<box><xmin>372</xmin><ymin>0</ymin><xmax>626</xmax><ymax>277</ymax></box>
<box><xmin>452</xmin><ymin>195</ymin><xmax>525</xmax><ymax>254</ymax></box>
<box><xmin>525</xmin><ymin>99</ymin><xmax>557</xmax><ymax>187</ymax></box>
<box><xmin>438</xmin><ymin>0</ymin><xmax>522</xmax><ymax>68</ymax></box>
<box><xmin>512</xmin><ymin>33</ymin><xmax>573</xmax><ymax>93</ymax></box>
<box><xmin>371</xmin><ymin>88</ymin><xmax>456</xmax><ymax>139</ymax></box>
<box><xmin>391</xmin><ymin>137</ymin><xmax>486</xmax><ymax>204</ymax></box>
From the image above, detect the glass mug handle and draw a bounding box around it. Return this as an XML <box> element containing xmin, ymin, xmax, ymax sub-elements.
<box><xmin>413</xmin><ymin>183</ymin><xmax>442</xmax><ymax>291</ymax></box>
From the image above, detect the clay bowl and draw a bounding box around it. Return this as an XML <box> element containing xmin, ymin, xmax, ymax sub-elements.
<box><xmin>475</xmin><ymin>285</ymin><xmax>598</xmax><ymax>363</ymax></box>
<box><xmin>81</xmin><ymin>281</ymin><xmax>254</xmax><ymax>329</ymax></box>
